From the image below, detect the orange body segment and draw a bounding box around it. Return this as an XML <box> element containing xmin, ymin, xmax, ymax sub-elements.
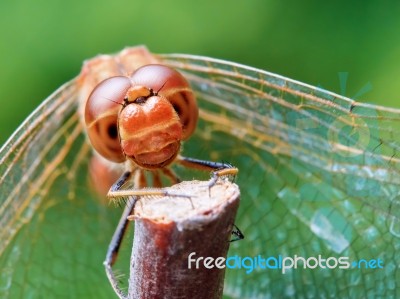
<box><xmin>119</xmin><ymin>96</ymin><xmax>183</xmax><ymax>168</ymax></box>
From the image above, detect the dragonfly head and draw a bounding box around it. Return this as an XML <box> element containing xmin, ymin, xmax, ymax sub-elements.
<box><xmin>84</xmin><ymin>64</ymin><xmax>198</xmax><ymax>169</ymax></box>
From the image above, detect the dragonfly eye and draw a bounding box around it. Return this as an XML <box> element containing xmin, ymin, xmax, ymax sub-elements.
<box><xmin>85</xmin><ymin>76</ymin><xmax>131</xmax><ymax>163</ymax></box>
<box><xmin>107</xmin><ymin>123</ymin><xmax>118</xmax><ymax>139</ymax></box>
<box><xmin>130</xmin><ymin>64</ymin><xmax>198</xmax><ymax>140</ymax></box>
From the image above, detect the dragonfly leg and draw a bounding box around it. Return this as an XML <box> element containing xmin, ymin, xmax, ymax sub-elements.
<box><xmin>176</xmin><ymin>156</ymin><xmax>244</xmax><ymax>241</ymax></box>
<box><xmin>104</xmin><ymin>199</ymin><xmax>135</xmax><ymax>299</ymax></box>
<box><xmin>107</xmin><ymin>170</ymin><xmax>192</xmax><ymax>199</ymax></box>
<box><xmin>161</xmin><ymin>167</ymin><xmax>181</xmax><ymax>184</ymax></box>
<box><xmin>151</xmin><ymin>171</ymin><xmax>163</xmax><ymax>187</ymax></box>
<box><xmin>176</xmin><ymin>156</ymin><xmax>238</xmax><ymax>188</ymax></box>
<box><xmin>104</xmin><ymin>171</ymin><xmax>136</xmax><ymax>299</ymax></box>
<box><xmin>230</xmin><ymin>224</ymin><xmax>245</xmax><ymax>242</ymax></box>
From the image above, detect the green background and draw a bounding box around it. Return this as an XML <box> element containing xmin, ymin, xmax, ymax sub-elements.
<box><xmin>1</xmin><ymin>1</ymin><xmax>400</xmax><ymax>298</ymax></box>
<box><xmin>1</xmin><ymin>0</ymin><xmax>400</xmax><ymax>145</ymax></box>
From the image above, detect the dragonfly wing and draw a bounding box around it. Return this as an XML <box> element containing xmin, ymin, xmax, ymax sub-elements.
<box><xmin>0</xmin><ymin>46</ymin><xmax>161</xmax><ymax>298</ymax></box>
<box><xmin>2</xmin><ymin>47</ymin><xmax>399</xmax><ymax>298</ymax></box>
<box><xmin>0</xmin><ymin>79</ymin><xmax>126</xmax><ymax>298</ymax></box>
<box><xmin>160</xmin><ymin>54</ymin><xmax>400</xmax><ymax>298</ymax></box>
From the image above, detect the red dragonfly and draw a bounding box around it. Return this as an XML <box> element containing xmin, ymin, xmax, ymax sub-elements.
<box><xmin>1</xmin><ymin>46</ymin><xmax>400</xmax><ymax>298</ymax></box>
<box><xmin>82</xmin><ymin>51</ymin><xmax>241</xmax><ymax>297</ymax></box>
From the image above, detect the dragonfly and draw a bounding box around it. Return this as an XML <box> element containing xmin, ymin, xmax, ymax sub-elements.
<box><xmin>1</xmin><ymin>46</ymin><xmax>400</xmax><ymax>298</ymax></box>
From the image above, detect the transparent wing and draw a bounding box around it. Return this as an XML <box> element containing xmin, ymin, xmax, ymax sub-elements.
<box><xmin>160</xmin><ymin>54</ymin><xmax>400</xmax><ymax>298</ymax></box>
<box><xmin>2</xmin><ymin>48</ymin><xmax>400</xmax><ymax>299</ymax></box>
<box><xmin>0</xmin><ymin>80</ymin><xmax>124</xmax><ymax>298</ymax></box>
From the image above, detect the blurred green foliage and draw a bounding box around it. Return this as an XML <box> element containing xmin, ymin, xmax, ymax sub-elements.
<box><xmin>1</xmin><ymin>0</ymin><xmax>400</xmax><ymax>145</ymax></box>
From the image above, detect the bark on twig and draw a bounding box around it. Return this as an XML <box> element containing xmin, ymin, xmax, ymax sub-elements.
<box><xmin>127</xmin><ymin>180</ymin><xmax>240</xmax><ymax>299</ymax></box>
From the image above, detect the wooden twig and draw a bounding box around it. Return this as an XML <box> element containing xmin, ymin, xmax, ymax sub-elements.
<box><xmin>127</xmin><ymin>179</ymin><xmax>240</xmax><ymax>299</ymax></box>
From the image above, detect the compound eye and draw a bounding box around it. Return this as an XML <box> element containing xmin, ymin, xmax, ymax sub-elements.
<box><xmin>85</xmin><ymin>76</ymin><xmax>131</xmax><ymax>163</ymax></box>
<box><xmin>130</xmin><ymin>65</ymin><xmax>198</xmax><ymax>140</ymax></box>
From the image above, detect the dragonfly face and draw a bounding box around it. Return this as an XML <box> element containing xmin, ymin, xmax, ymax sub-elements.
<box><xmin>84</xmin><ymin>64</ymin><xmax>198</xmax><ymax>169</ymax></box>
